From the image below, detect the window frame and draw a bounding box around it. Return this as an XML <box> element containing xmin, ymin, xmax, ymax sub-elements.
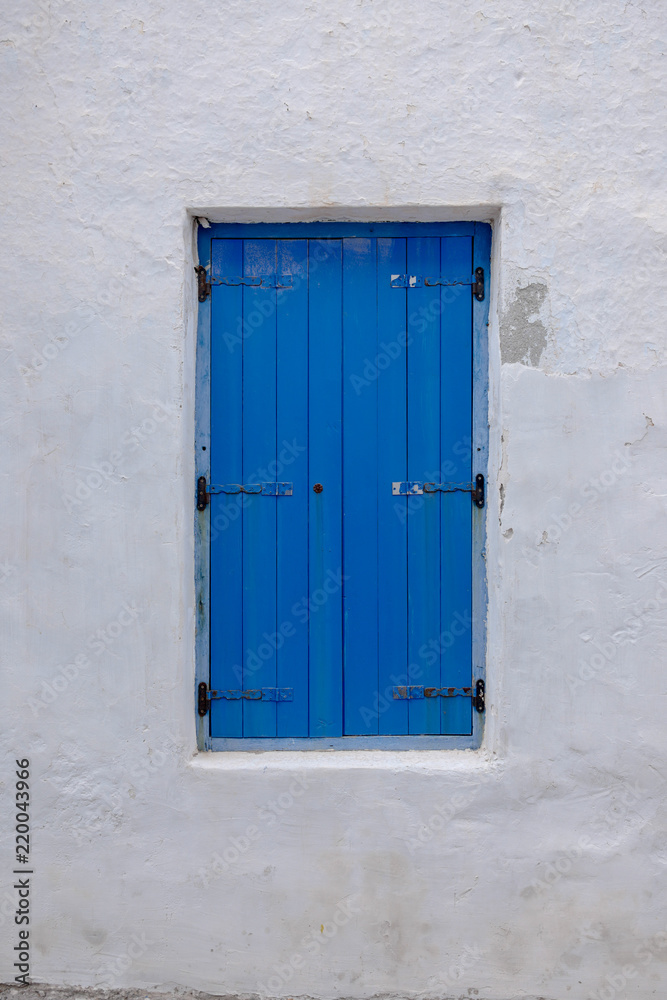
<box><xmin>194</xmin><ymin>221</ymin><xmax>491</xmax><ymax>751</ymax></box>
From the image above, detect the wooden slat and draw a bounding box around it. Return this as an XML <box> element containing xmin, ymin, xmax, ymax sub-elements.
<box><xmin>308</xmin><ymin>240</ymin><xmax>343</xmax><ymax>736</ymax></box>
<box><xmin>342</xmin><ymin>238</ymin><xmax>378</xmax><ymax>734</ymax></box>
<box><xmin>241</xmin><ymin>239</ymin><xmax>278</xmax><ymax>737</ymax></box>
<box><xmin>439</xmin><ymin>236</ymin><xmax>473</xmax><ymax>735</ymax></box>
<box><xmin>377</xmin><ymin>237</ymin><xmax>409</xmax><ymax>736</ymax></box>
<box><xmin>406</xmin><ymin>237</ymin><xmax>442</xmax><ymax>735</ymax></box>
<box><xmin>275</xmin><ymin>240</ymin><xmax>309</xmax><ymax>736</ymax></box>
<box><xmin>210</xmin><ymin>239</ymin><xmax>243</xmax><ymax>738</ymax></box>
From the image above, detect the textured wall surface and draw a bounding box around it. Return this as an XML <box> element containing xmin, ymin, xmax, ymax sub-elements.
<box><xmin>1</xmin><ymin>2</ymin><xmax>666</xmax><ymax>999</ymax></box>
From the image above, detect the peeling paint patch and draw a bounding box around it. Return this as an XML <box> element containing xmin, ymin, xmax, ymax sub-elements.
<box><xmin>501</xmin><ymin>282</ymin><xmax>549</xmax><ymax>366</ymax></box>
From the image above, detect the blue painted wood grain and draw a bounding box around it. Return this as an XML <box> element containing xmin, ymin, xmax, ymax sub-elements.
<box><xmin>204</xmin><ymin>224</ymin><xmax>490</xmax><ymax>744</ymax></box>
<box><xmin>406</xmin><ymin>237</ymin><xmax>442</xmax><ymax>735</ymax></box>
<box><xmin>308</xmin><ymin>240</ymin><xmax>343</xmax><ymax>736</ymax></box>
<box><xmin>439</xmin><ymin>236</ymin><xmax>473</xmax><ymax>735</ymax></box>
<box><xmin>377</xmin><ymin>237</ymin><xmax>409</xmax><ymax>736</ymax></box>
<box><xmin>275</xmin><ymin>240</ymin><xmax>309</xmax><ymax>736</ymax></box>
<box><xmin>342</xmin><ymin>237</ymin><xmax>378</xmax><ymax>734</ymax></box>
<box><xmin>241</xmin><ymin>239</ymin><xmax>278</xmax><ymax>737</ymax></box>
<box><xmin>210</xmin><ymin>239</ymin><xmax>243</xmax><ymax>737</ymax></box>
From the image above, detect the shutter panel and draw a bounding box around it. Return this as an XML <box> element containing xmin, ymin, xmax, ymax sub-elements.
<box><xmin>208</xmin><ymin>231</ymin><xmax>479</xmax><ymax>740</ymax></box>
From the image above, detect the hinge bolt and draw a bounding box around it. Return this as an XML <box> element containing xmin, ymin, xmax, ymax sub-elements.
<box><xmin>198</xmin><ymin>682</ymin><xmax>210</xmax><ymax>716</ymax></box>
<box><xmin>197</xmin><ymin>476</ymin><xmax>209</xmax><ymax>511</ymax></box>
<box><xmin>195</xmin><ymin>265</ymin><xmax>211</xmax><ymax>302</ymax></box>
<box><xmin>474</xmin><ymin>679</ymin><xmax>485</xmax><ymax>713</ymax></box>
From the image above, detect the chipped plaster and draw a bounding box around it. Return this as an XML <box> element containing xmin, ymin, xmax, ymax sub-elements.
<box><xmin>500</xmin><ymin>282</ymin><xmax>549</xmax><ymax>366</ymax></box>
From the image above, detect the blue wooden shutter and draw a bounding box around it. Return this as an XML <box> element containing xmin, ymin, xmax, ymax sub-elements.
<box><xmin>207</xmin><ymin>228</ymin><xmax>484</xmax><ymax>741</ymax></box>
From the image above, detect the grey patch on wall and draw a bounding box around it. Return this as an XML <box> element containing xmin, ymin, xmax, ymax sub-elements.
<box><xmin>501</xmin><ymin>282</ymin><xmax>548</xmax><ymax>366</ymax></box>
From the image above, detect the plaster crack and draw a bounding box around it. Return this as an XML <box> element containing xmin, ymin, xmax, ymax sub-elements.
<box><xmin>624</xmin><ymin>413</ymin><xmax>654</xmax><ymax>446</ymax></box>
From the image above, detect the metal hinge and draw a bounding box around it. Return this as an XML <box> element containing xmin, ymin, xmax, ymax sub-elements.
<box><xmin>393</xmin><ymin>679</ymin><xmax>485</xmax><ymax>712</ymax></box>
<box><xmin>213</xmin><ymin>274</ymin><xmax>293</xmax><ymax>289</ymax></box>
<box><xmin>475</xmin><ymin>679</ymin><xmax>485</xmax><ymax>713</ymax></box>
<box><xmin>198</xmin><ymin>682</ymin><xmax>293</xmax><ymax>715</ymax></box>
<box><xmin>392</xmin><ymin>474</ymin><xmax>485</xmax><ymax>508</ymax></box>
<box><xmin>390</xmin><ymin>268</ymin><xmax>484</xmax><ymax>301</ymax></box>
<box><xmin>194</xmin><ymin>267</ymin><xmax>293</xmax><ymax>301</ymax></box>
<box><xmin>195</xmin><ymin>265</ymin><xmax>211</xmax><ymax>302</ymax></box>
<box><xmin>197</xmin><ymin>477</ymin><xmax>293</xmax><ymax>510</ymax></box>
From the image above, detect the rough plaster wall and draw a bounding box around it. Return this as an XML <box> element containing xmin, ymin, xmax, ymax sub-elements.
<box><xmin>0</xmin><ymin>2</ymin><xmax>666</xmax><ymax>1000</ymax></box>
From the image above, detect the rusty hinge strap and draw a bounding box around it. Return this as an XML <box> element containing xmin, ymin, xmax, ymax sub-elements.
<box><xmin>210</xmin><ymin>687</ymin><xmax>293</xmax><ymax>702</ymax></box>
<box><xmin>197</xmin><ymin>476</ymin><xmax>209</xmax><ymax>511</ymax></box>
<box><xmin>198</xmin><ymin>682</ymin><xmax>293</xmax><ymax>715</ymax></box>
<box><xmin>197</xmin><ymin>477</ymin><xmax>293</xmax><ymax>509</ymax></box>
<box><xmin>198</xmin><ymin>681</ymin><xmax>210</xmax><ymax>716</ymax></box>
<box><xmin>194</xmin><ymin>265</ymin><xmax>211</xmax><ymax>302</ymax></box>
<box><xmin>391</xmin><ymin>475</ymin><xmax>484</xmax><ymax>508</ymax></box>
<box><xmin>472</xmin><ymin>267</ymin><xmax>485</xmax><ymax>301</ymax></box>
<box><xmin>390</xmin><ymin>268</ymin><xmax>484</xmax><ymax>300</ymax></box>
<box><xmin>195</xmin><ymin>267</ymin><xmax>293</xmax><ymax>301</ymax></box>
<box><xmin>393</xmin><ymin>686</ymin><xmax>472</xmax><ymax>699</ymax></box>
<box><xmin>199</xmin><ymin>678</ymin><xmax>482</xmax><ymax>716</ymax></box>
<box><xmin>211</xmin><ymin>274</ymin><xmax>293</xmax><ymax>289</ymax></box>
<box><xmin>209</xmin><ymin>483</ymin><xmax>293</xmax><ymax>496</ymax></box>
<box><xmin>393</xmin><ymin>680</ymin><xmax>485</xmax><ymax>713</ymax></box>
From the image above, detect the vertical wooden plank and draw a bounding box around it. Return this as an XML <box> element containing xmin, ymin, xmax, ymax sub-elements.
<box><xmin>406</xmin><ymin>237</ymin><xmax>441</xmax><ymax>735</ymax></box>
<box><xmin>209</xmin><ymin>239</ymin><xmax>243</xmax><ymax>738</ymax></box>
<box><xmin>242</xmin><ymin>239</ymin><xmax>278</xmax><ymax>737</ymax></box>
<box><xmin>342</xmin><ymin>238</ymin><xmax>378</xmax><ymax>734</ymax></box>
<box><xmin>308</xmin><ymin>240</ymin><xmax>343</xmax><ymax>737</ymax></box>
<box><xmin>377</xmin><ymin>237</ymin><xmax>409</xmax><ymax>735</ymax></box>
<box><xmin>275</xmin><ymin>240</ymin><xmax>309</xmax><ymax>736</ymax></box>
<box><xmin>439</xmin><ymin>236</ymin><xmax>473</xmax><ymax>735</ymax></box>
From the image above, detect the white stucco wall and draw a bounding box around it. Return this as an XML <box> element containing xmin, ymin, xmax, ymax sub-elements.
<box><xmin>2</xmin><ymin>2</ymin><xmax>666</xmax><ymax>999</ymax></box>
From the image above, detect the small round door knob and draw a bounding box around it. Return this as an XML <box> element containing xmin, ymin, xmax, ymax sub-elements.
<box><xmin>313</xmin><ymin>483</ymin><xmax>323</xmax><ymax>493</ymax></box>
